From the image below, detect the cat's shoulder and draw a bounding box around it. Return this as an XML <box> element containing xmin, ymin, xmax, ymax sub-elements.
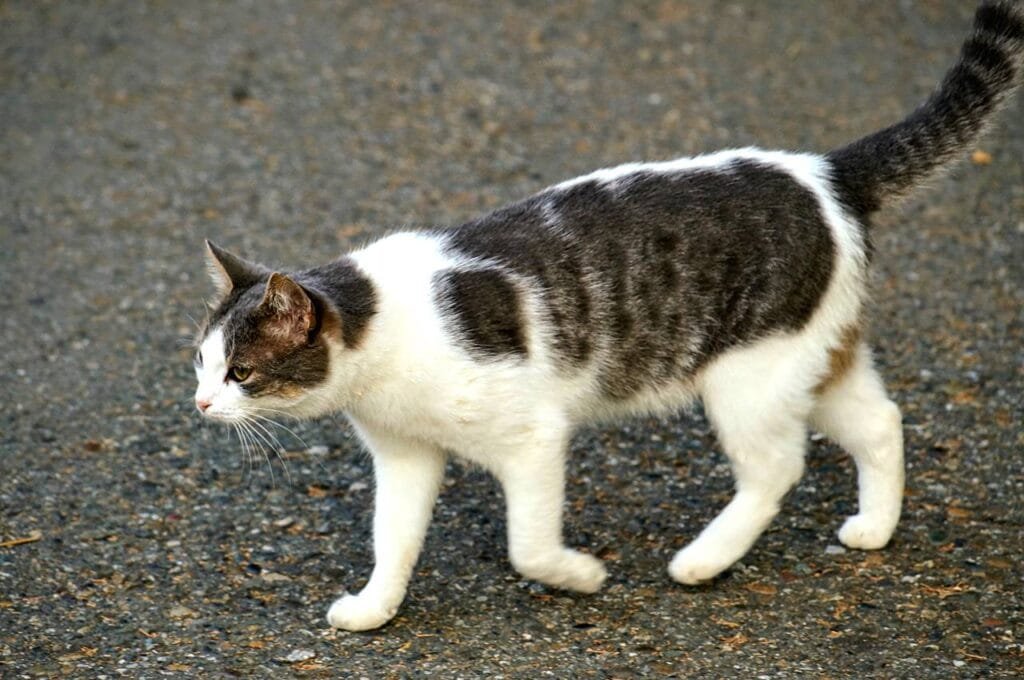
<box><xmin>351</xmin><ymin>230</ymin><xmax>454</xmax><ymax>280</ymax></box>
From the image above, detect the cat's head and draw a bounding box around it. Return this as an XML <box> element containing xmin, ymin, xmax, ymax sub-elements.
<box><xmin>193</xmin><ymin>241</ymin><xmax>336</xmax><ymax>422</ymax></box>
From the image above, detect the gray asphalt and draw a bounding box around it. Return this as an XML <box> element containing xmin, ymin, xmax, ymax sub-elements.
<box><xmin>2</xmin><ymin>1</ymin><xmax>1022</xmax><ymax>677</ymax></box>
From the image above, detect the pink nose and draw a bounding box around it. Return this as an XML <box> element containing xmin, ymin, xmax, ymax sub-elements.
<box><xmin>196</xmin><ymin>398</ymin><xmax>212</xmax><ymax>412</ymax></box>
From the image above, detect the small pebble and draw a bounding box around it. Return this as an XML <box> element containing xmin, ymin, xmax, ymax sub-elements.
<box><xmin>825</xmin><ymin>545</ymin><xmax>847</xmax><ymax>555</ymax></box>
<box><xmin>282</xmin><ymin>649</ymin><xmax>316</xmax><ymax>663</ymax></box>
<box><xmin>261</xmin><ymin>572</ymin><xmax>292</xmax><ymax>583</ymax></box>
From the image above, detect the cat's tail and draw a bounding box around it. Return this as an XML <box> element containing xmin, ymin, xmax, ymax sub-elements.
<box><xmin>827</xmin><ymin>0</ymin><xmax>1024</xmax><ymax>217</ymax></box>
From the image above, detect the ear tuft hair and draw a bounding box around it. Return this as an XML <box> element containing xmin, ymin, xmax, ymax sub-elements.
<box><xmin>260</xmin><ymin>272</ymin><xmax>317</xmax><ymax>340</ymax></box>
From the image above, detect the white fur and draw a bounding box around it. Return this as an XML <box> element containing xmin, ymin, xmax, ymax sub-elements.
<box><xmin>193</xmin><ymin>327</ymin><xmax>246</xmax><ymax>420</ymax></box>
<box><xmin>203</xmin><ymin>148</ymin><xmax>904</xmax><ymax>631</ymax></box>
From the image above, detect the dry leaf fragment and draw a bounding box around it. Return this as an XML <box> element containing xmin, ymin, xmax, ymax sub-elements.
<box><xmin>294</xmin><ymin>662</ymin><xmax>324</xmax><ymax>671</ymax></box>
<box><xmin>919</xmin><ymin>583</ymin><xmax>971</xmax><ymax>599</ymax></box>
<box><xmin>833</xmin><ymin>600</ymin><xmax>854</xmax><ymax>620</ymax></box>
<box><xmin>947</xmin><ymin>506</ymin><xmax>971</xmax><ymax>520</ymax></box>
<box><xmin>970</xmin><ymin>150</ymin><xmax>992</xmax><ymax>165</ymax></box>
<box><xmin>0</xmin><ymin>530</ymin><xmax>42</xmax><ymax>548</ymax></box>
<box><xmin>721</xmin><ymin>632</ymin><xmax>749</xmax><ymax>649</ymax></box>
<box><xmin>745</xmin><ymin>582</ymin><xmax>777</xmax><ymax>596</ymax></box>
<box><xmin>949</xmin><ymin>389</ymin><xmax>979</xmax><ymax>406</ymax></box>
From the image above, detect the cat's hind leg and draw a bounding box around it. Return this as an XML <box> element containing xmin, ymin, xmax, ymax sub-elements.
<box><xmin>486</xmin><ymin>419</ymin><xmax>607</xmax><ymax>593</ymax></box>
<box><xmin>327</xmin><ymin>424</ymin><xmax>446</xmax><ymax>632</ymax></box>
<box><xmin>670</xmin><ymin>339</ymin><xmax>813</xmax><ymax>584</ymax></box>
<box><xmin>810</xmin><ymin>343</ymin><xmax>903</xmax><ymax>550</ymax></box>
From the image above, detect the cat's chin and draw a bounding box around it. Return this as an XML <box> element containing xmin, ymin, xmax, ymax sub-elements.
<box><xmin>199</xmin><ymin>410</ymin><xmax>242</xmax><ymax>424</ymax></box>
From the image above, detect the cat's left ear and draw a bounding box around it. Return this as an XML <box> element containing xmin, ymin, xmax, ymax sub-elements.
<box><xmin>259</xmin><ymin>272</ymin><xmax>317</xmax><ymax>342</ymax></box>
<box><xmin>205</xmin><ymin>240</ymin><xmax>264</xmax><ymax>297</ymax></box>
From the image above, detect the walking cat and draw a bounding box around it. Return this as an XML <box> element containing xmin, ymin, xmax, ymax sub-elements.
<box><xmin>192</xmin><ymin>1</ymin><xmax>1024</xmax><ymax>631</ymax></box>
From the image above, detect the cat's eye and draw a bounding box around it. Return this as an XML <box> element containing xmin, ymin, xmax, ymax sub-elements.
<box><xmin>227</xmin><ymin>365</ymin><xmax>252</xmax><ymax>382</ymax></box>
<box><xmin>194</xmin><ymin>350</ymin><xmax>203</xmax><ymax>368</ymax></box>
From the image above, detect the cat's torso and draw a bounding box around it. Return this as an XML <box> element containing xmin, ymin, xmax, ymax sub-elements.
<box><xmin>340</xmin><ymin>148</ymin><xmax>868</xmax><ymax>456</ymax></box>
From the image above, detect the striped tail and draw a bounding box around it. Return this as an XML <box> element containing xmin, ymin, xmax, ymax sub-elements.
<box><xmin>827</xmin><ymin>1</ymin><xmax>1024</xmax><ymax>218</ymax></box>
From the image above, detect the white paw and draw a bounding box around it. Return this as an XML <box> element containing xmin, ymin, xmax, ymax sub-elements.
<box><xmin>668</xmin><ymin>545</ymin><xmax>731</xmax><ymax>585</ymax></box>
<box><xmin>837</xmin><ymin>513</ymin><xmax>895</xmax><ymax>550</ymax></box>
<box><xmin>559</xmin><ymin>549</ymin><xmax>608</xmax><ymax>593</ymax></box>
<box><xmin>326</xmin><ymin>593</ymin><xmax>397</xmax><ymax>632</ymax></box>
<box><xmin>514</xmin><ymin>549</ymin><xmax>607</xmax><ymax>593</ymax></box>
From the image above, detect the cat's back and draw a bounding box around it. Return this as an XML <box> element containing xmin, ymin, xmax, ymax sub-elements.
<box><xmin>436</xmin><ymin>148</ymin><xmax>855</xmax><ymax>407</ymax></box>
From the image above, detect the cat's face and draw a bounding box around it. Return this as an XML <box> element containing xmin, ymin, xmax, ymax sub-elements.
<box><xmin>193</xmin><ymin>241</ymin><xmax>333</xmax><ymax>422</ymax></box>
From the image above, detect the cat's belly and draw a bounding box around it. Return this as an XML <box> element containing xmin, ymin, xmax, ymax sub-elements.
<box><xmin>572</xmin><ymin>376</ymin><xmax>701</xmax><ymax>424</ymax></box>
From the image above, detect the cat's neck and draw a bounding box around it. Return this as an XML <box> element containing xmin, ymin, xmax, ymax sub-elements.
<box><xmin>281</xmin><ymin>257</ymin><xmax>384</xmax><ymax>418</ymax></box>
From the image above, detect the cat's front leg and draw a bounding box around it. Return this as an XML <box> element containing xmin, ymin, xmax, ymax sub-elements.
<box><xmin>490</xmin><ymin>427</ymin><xmax>607</xmax><ymax>593</ymax></box>
<box><xmin>327</xmin><ymin>425</ymin><xmax>445</xmax><ymax>632</ymax></box>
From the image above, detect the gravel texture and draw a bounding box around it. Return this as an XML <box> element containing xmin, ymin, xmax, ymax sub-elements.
<box><xmin>2</xmin><ymin>1</ymin><xmax>1022</xmax><ymax>677</ymax></box>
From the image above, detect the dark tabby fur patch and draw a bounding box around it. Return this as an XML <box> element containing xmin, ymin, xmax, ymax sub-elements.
<box><xmin>443</xmin><ymin>158</ymin><xmax>835</xmax><ymax>399</ymax></box>
<box><xmin>434</xmin><ymin>268</ymin><xmax>527</xmax><ymax>359</ymax></box>
<box><xmin>299</xmin><ymin>257</ymin><xmax>377</xmax><ymax>350</ymax></box>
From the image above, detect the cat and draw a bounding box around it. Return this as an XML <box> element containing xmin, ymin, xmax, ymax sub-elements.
<box><xmin>192</xmin><ymin>1</ymin><xmax>1024</xmax><ymax>631</ymax></box>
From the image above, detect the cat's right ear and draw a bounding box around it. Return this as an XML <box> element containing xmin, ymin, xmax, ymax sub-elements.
<box><xmin>204</xmin><ymin>240</ymin><xmax>262</xmax><ymax>296</ymax></box>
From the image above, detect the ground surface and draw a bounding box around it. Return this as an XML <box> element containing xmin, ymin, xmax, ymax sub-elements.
<box><xmin>2</xmin><ymin>1</ymin><xmax>1022</xmax><ymax>677</ymax></box>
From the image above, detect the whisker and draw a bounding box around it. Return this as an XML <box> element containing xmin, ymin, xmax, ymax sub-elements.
<box><xmin>234</xmin><ymin>422</ymin><xmax>255</xmax><ymax>485</ymax></box>
<box><xmin>248</xmin><ymin>413</ymin><xmax>333</xmax><ymax>478</ymax></box>
<box><xmin>246</xmin><ymin>412</ymin><xmax>311</xmax><ymax>450</ymax></box>
<box><xmin>237</xmin><ymin>421</ymin><xmax>256</xmax><ymax>481</ymax></box>
<box><xmin>244</xmin><ymin>406</ymin><xmax>305</xmax><ymax>420</ymax></box>
<box><xmin>247</xmin><ymin>421</ymin><xmax>278</xmax><ymax>489</ymax></box>
<box><xmin>185</xmin><ymin>311</ymin><xmax>202</xmax><ymax>332</ymax></box>
<box><xmin>228</xmin><ymin>409</ymin><xmax>285</xmax><ymax>488</ymax></box>
<box><xmin>242</xmin><ymin>408</ymin><xmax>334</xmax><ymax>477</ymax></box>
<box><xmin>231</xmin><ymin>423</ymin><xmax>248</xmax><ymax>483</ymax></box>
<box><xmin>239</xmin><ymin>418</ymin><xmax>280</xmax><ymax>488</ymax></box>
<box><xmin>243</xmin><ymin>416</ymin><xmax>293</xmax><ymax>485</ymax></box>
<box><xmin>234</xmin><ymin>419</ymin><xmax>266</xmax><ymax>483</ymax></box>
<box><xmin>175</xmin><ymin>335</ymin><xmax>199</xmax><ymax>350</ymax></box>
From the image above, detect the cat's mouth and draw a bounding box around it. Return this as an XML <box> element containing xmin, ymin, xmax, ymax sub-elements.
<box><xmin>199</xmin><ymin>409</ymin><xmax>234</xmax><ymax>423</ymax></box>
<box><xmin>194</xmin><ymin>398</ymin><xmax>243</xmax><ymax>423</ymax></box>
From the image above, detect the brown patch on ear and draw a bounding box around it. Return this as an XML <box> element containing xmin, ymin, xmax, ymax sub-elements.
<box><xmin>260</xmin><ymin>273</ymin><xmax>316</xmax><ymax>342</ymax></box>
<box><xmin>815</xmin><ymin>325</ymin><xmax>862</xmax><ymax>395</ymax></box>
<box><xmin>205</xmin><ymin>240</ymin><xmax>264</xmax><ymax>296</ymax></box>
